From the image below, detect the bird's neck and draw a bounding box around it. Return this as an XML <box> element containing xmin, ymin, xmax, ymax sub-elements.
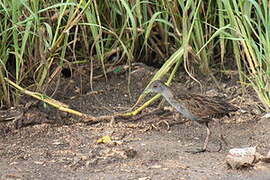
<box><xmin>160</xmin><ymin>86</ymin><xmax>175</xmax><ymax>101</ymax></box>
<box><xmin>161</xmin><ymin>86</ymin><xmax>198</xmax><ymax>121</ymax></box>
<box><xmin>161</xmin><ymin>87</ymin><xmax>183</xmax><ymax>107</ymax></box>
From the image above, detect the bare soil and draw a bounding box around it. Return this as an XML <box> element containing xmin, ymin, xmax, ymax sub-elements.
<box><xmin>1</xmin><ymin>65</ymin><xmax>270</xmax><ymax>180</ymax></box>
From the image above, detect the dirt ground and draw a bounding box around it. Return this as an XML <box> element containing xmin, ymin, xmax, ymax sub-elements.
<box><xmin>1</xmin><ymin>64</ymin><xmax>270</xmax><ymax>180</ymax></box>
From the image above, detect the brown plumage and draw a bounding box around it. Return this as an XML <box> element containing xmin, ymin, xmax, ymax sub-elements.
<box><xmin>176</xmin><ymin>91</ymin><xmax>237</xmax><ymax>123</ymax></box>
<box><xmin>146</xmin><ymin>80</ymin><xmax>238</xmax><ymax>153</ymax></box>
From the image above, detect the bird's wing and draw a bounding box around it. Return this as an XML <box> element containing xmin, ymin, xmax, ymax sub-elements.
<box><xmin>182</xmin><ymin>94</ymin><xmax>235</xmax><ymax>119</ymax></box>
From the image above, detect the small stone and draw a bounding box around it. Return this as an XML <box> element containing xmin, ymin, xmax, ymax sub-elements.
<box><xmin>260</xmin><ymin>150</ymin><xmax>270</xmax><ymax>163</ymax></box>
<box><xmin>138</xmin><ymin>177</ymin><xmax>151</xmax><ymax>180</ymax></box>
<box><xmin>150</xmin><ymin>165</ymin><xmax>162</xmax><ymax>169</ymax></box>
<box><xmin>124</xmin><ymin>148</ymin><xmax>137</xmax><ymax>158</ymax></box>
<box><xmin>226</xmin><ymin>147</ymin><xmax>261</xmax><ymax>169</ymax></box>
<box><xmin>262</xmin><ymin>113</ymin><xmax>270</xmax><ymax>119</ymax></box>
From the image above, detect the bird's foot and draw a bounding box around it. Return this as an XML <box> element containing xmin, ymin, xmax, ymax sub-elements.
<box><xmin>185</xmin><ymin>148</ymin><xmax>207</xmax><ymax>154</ymax></box>
<box><xmin>217</xmin><ymin>139</ymin><xmax>223</xmax><ymax>152</ymax></box>
<box><xmin>217</xmin><ymin>137</ymin><xmax>231</xmax><ymax>152</ymax></box>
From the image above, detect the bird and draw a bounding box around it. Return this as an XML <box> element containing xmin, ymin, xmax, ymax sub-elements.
<box><xmin>145</xmin><ymin>80</ymin><xmax>238</xmax><ymax>153</ymax></box>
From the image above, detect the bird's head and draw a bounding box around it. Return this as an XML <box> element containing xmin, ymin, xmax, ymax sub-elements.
<box><xmin>144</xmin><ymin>80</ymin><xmax>168</xmax><ymax>94</ymax></box>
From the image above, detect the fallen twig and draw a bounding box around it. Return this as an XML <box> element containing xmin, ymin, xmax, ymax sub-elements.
<box><xmin>4</xmin><ymin>78</ymin><xmax>129</xmax><ymax>123</ymax></box>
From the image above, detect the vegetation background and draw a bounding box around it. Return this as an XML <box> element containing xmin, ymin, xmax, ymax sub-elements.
<box><xmin>0</xmin><ymin>0</ymin><xmax>269</xmax><ymax>112</ymax></box>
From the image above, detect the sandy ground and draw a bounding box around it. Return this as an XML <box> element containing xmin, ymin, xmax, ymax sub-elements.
<box><xmin>0</xmin><ymin>64</ymin><xmax>269</xmax><ymax>180</ymax></box>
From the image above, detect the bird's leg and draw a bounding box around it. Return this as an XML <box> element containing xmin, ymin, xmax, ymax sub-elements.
<box><xmin>185</xmin><ymin>122</ymin><xmax>210</xmax><ymax>154</ymax></box>
<box><xmin>202</xmin><ymin>122</ymin><xmax>211</xmax><ymax>151</ymax></box>
<box><xmin>214</xmin><ymin>118</ymin><xmax>228</xmax><ymax>151</ymax></box>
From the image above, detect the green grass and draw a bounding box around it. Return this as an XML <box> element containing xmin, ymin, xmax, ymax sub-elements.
<box><xmin>222</xmin><ymin>0</ymin><xmax>270</xmax><ymax>110</ymax></box>
<box><xmin>0</xmin><ymin>0</ymin><xmax>269</xmax><ymax>111</ymax></box>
